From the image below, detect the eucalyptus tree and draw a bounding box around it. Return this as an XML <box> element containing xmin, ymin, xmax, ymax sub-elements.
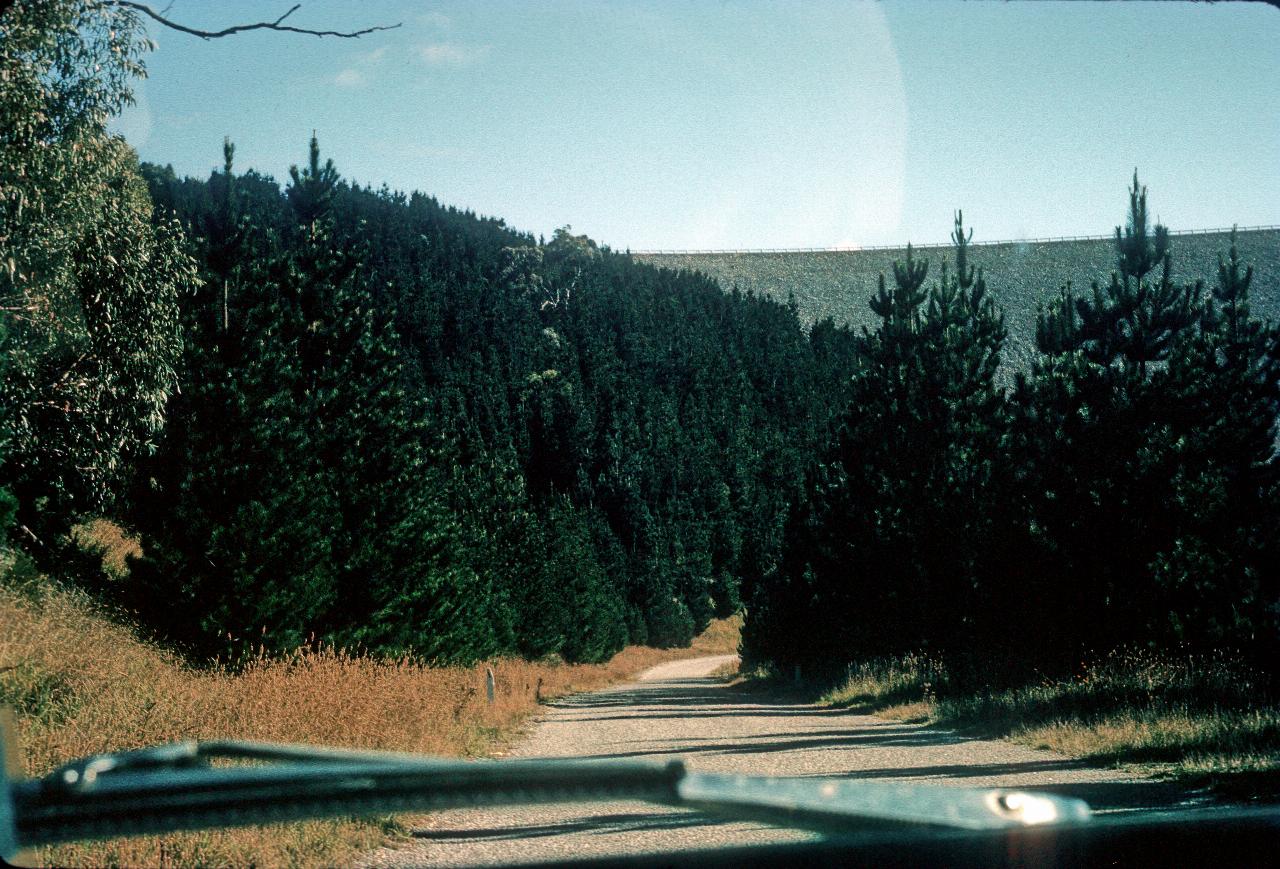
<box><xmin>0</xmin><ymin>0</ymin><xmax>195</xmax><ymax>543</ymax></box>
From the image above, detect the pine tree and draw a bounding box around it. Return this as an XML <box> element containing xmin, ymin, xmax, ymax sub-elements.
<box><xmin>130</xmin><ymin>139</ymin><xmax>504</xmax><ymax>661</ymax></box>
<box><xmin>1011</xmin><ymin>175</ymin><xmax>1273</xmax><ymax>665</ymax></box>
<box><xmin>126</xmin><ymin>138</ymin><xmax>824</xmax><ymax>664</ymax></box>
<box><xmin>1148</xmin><ymin>230</ymin><xmax>1280</xmax><ymax>656</ymax></box>
<box><xmin>749</xmin><ymin>213</ymin><xmax>1008</xmax><ymax>669</ymax></box>
<box><xmin>1036</xmin><ymin>172</ymin><xmax>1200</xmax><ymax>377</ymax></box>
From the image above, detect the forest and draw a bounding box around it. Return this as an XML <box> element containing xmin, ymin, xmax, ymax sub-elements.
<box><xmin>2</xmin><ymin>0</ymin><xmax>1278</xmax><ymax>688</ymax></box>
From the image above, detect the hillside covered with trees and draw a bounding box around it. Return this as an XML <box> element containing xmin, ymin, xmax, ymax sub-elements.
<box><xmin>115</xmin><ymin>140</ymin><xmax>836</xmax><ymax>663</ymax></box>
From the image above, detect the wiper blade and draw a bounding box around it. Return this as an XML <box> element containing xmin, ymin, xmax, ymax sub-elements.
<box><xmin>679</xmin><ymin>770</ymin><xmax>1090</xmax><ymax>830</ymax></box>
<box><xmin>1</xmin><ymin>736</ymin><xmax>1091</xmax><ymax>859</ymax></box>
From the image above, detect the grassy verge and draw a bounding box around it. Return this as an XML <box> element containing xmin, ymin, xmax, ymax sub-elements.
<box><xmin>815</xmin><ymin>651</ymin><xmax>1279</xmax><ymax>800</ymax></box>
<box><xmin>0</xmin><ymin>553</ymin><xmax>740</xmax><ymax>867</ymax></box>
<box><xmin>706</xmin><ymin>658</ymin><xmax>743</xmax><ymax>680</ymax></box>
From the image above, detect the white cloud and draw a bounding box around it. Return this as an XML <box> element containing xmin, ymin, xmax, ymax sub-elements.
<box><xmin>335</xmin><ymin>68</ymin><xmax>366</xmax><ymax>88</ymax></box>
<box><xmin>417</xmin><ymin>42</ymin><xmax>490</xmax><ymax>67</ymax></box>
<box><xmin>354</xmin><ymin>45</ymin><xmax>391</xmax><ymax>64</ymax></box>
<box><xmin>418</xmin><ymin>11</ymin><xmax>451</xmax><ymax>29</ymax></box>
<box><xmin>335</xmin><ymin>44</ymin><xmax>390</xmax><ymax>88</ymax></box>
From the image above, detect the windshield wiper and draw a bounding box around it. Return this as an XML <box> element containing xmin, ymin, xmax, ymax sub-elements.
<box><xmin>1</xmin><ymin>732</ymin><xmax>1090</xmax><ymax>860</ymax></box>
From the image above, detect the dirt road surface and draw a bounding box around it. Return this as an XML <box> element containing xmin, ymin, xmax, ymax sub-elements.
<box><xmin>359</xmin><ymin>655</ymin><xmax>1196</xmax><ymax>867</ymax></box>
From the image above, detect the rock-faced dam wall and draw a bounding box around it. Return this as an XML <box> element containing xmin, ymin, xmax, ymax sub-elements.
<box><xmin>635</xmin><ymin>228</ymin><xmax>1280</xmax><ymax>372</ymax></box>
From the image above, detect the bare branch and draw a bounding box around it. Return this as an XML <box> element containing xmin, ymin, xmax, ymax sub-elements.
<box><xmin>106</xmin><ymin>1</ymin><xmax>402</xmax><ymax>40</ymax></box>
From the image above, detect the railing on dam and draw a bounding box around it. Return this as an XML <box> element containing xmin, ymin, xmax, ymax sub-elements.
<box><xmin>630</xmin><ymin>224</ymin><xmax>1280</xmax><ymax>257</ymax></box>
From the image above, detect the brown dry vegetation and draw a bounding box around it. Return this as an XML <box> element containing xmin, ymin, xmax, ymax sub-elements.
<box><xmin>815</xmin><ymin>651</ymin><xmax>1280</xmax><ymax>800</ymax></box>
<box><xmin>0</xmin><ymin>555</ymin><xmax>740</xmax><ymax>868</ymax></box>
<box><xmin>67</xmin><ymin>519</ymin><xmax>143</xmax><ymax>580</ymax></box>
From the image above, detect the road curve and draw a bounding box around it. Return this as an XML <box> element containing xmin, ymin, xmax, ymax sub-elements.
<box><xmin>359</xmin><ymin>655</ymin><xmax>1191</xmax><ymax>867</ymax></box>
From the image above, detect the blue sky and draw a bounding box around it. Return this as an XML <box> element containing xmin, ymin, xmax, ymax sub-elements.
<box><xmin>115</xmin><ymin>1</ymin><xmax>1280</xmax><ymax>250</ymax></box>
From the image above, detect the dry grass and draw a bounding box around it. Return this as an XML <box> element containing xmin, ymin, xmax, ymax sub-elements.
<box><xmin>812</xmin><ymin>649</ymin><xmax>1279</xmax><ymax>799</ymax></box>
<box><xmin>874</xmin><ymin>701</ymin><xmax>933</xmax><ymax>724</ymax></box>
<box><xmin>817</xmin><ymin>653</ymin><xmax>948</xmax><ymax>711</ymax></box>
<box><xmin>1013</xmin><ymin>702</ymin><xmax>1280</xmax><ymax>796</ymax></box>
<box><xmin>67</xmin><ymin>518</ymin><xmax>142</xmax><ymax>580</ymax></box>
<box><xmin>0</xmin><ymin>556</ymin><xmax>740</xmax><ymax>867</ymax></box>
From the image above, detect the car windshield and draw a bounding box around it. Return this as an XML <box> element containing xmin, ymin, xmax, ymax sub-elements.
<box><xmin>1</xmin><ymin>1</ymin><xmax>1277</xmax><ymax>867</ymax></box>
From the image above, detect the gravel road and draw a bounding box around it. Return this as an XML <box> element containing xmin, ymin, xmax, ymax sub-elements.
<box><xmin>359</xmin><ymin>655</ymin><xmax>1197</xmax><ymax>867</ymax></box>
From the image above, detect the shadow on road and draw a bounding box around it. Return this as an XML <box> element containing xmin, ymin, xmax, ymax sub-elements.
<box><xmin>542</xmin><ymin>673</ymin><xmax>1200</xmax><ymax>816</ymax></box>
<box><xmin>413</xmin><ymin>810</ymin><xmax>728</xmax><ymax>843</ymax></box>
<box><xmin>549</xmin><ymin>677</ymin><xmax>838</xmax><ymax>721</ymax></box>
<box><xmin>576</xmin><ymin>728</ymin><xmax>974</xmax><ymax>761</ymax></box>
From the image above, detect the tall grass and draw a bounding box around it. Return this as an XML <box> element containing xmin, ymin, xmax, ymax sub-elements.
<box><xmin>816</xmin><ymin>649</ymin><xmax>1279</xmax><ymax>798</ymax></box>
<box><xmin>818</xmin><ymin>653</ymin><xmax>949</xmax><ymax>713</ymax></box>
<box><xmin>0</xmin><ymin>554</ymin><xmax>740</xmax><ymax>867</ymax></box>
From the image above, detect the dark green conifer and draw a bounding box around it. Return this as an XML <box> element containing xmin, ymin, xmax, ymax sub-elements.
<box><xmin>1037</xmin><ymin>172</ymin><xmax>1201</xmax><ymax>376</ymax></box>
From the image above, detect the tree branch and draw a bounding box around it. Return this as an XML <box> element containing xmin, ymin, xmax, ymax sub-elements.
<box><xmin>106</xmin><ymin>2</ymin><xmax>401</xmax><ymax>40</ymax></box>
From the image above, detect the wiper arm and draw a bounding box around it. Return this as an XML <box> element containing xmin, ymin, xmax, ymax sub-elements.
<box><xmin>6</xmin><ymin>740</ymin><xmax>688</xmax><ymax>853</ymax></box>
<box><xmin>1</xmin><ymin>733</ymin><xmax>1090</xmax><ymax>860</ymax></box>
